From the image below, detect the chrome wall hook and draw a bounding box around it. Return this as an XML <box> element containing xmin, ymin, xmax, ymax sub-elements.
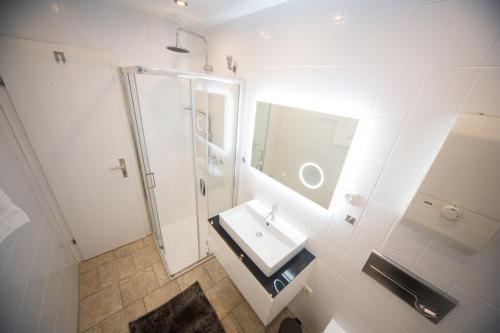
<box><xmin>226</xmin><ymin>55</ymin><xmax>237</xmax><ymax>73</ymax></box>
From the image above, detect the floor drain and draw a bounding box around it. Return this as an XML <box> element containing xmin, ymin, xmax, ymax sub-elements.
<box><xmin>256</xmin><ymin>232</ymin><xmax>263</xmax><ymax>237</ymax></box>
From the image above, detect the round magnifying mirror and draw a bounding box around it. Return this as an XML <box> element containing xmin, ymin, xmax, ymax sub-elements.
<box><xmin>299</xmin><ymin>162</ymin><xmax>324</xmax><ymax>189</ymax></box>
<box><xmin>196</xmin><ymin>116</ymin><xmax>204</xmax><ymax>132</ymax></box>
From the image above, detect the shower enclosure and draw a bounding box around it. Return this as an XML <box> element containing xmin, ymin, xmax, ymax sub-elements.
<box><xmin>121</xmin><ymin>66</ymin><xmax>240</xmax><ymax>277</ymax></box>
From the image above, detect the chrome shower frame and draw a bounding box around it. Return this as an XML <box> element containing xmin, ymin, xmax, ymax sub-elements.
<box><xmin>173</xmin><ymin>27</ymin><xmax>213</xmax><ymax>74</ymax></box>
<box><xmin>120</xmin><ymin>66</ymin><xmax>243</xmax><ymax>279</ymax></box>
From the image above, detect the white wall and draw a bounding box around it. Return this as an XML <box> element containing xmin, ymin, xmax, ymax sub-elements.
<box><xmin>0</xmin><ymin>0</ymin><xmax>205</xmax><ymax>71</ymax></box>
<box><xmin>205</xmin><ymin>0</ymin><xmax>500</xmax><ymax>332</ymax></box>
<box><xmin>0</xmin><ymin>112</ymin><xmax>79</xmax><ymax>332</ymax></box>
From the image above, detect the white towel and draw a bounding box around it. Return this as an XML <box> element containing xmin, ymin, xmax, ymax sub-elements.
<box><xmin>0</xmin><ymin>187</ymin><xmax>30</xmax><ymax>243</ymax></box>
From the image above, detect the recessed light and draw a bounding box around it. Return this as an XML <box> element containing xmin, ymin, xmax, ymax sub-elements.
<box><xmin>173</xmin><ymin>0</ymin><xmax>188</xmax><ymax>6</ymax></box>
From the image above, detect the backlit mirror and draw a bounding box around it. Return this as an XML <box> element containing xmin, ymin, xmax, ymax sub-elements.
<box><xmin>251</xmin><ymin>102</ymin><xmax>358</xmax><ymax>208</ymax></box>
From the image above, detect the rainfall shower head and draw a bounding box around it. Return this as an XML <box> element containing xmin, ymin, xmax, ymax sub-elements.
<box><xmin>166</xmin><ymin>27</ymin><xmax>213</xmax><ymax>73</ymax></box>
<box><xmin>166</xmin><ymin>45</ymin><xmax>190</xmax><ymax>53</ymax></box>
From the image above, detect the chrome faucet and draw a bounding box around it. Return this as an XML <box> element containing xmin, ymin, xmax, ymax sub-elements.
<box><xmin>264</xmin><ymin>203</ymin><xmax>279</xmax><ymax>225</ymax></box>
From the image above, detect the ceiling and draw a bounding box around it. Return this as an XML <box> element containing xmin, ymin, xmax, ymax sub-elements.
<box><xmin>103</xmin><ymin>0</ymin><xmax>290</xmax><ymax>29</ymax></box>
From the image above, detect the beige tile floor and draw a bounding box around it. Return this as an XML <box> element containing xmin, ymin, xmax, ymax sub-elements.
<box><xmin>78</xmin><ymin>235</ymin><xmax>304</xmax><ymax>333</ymax></box>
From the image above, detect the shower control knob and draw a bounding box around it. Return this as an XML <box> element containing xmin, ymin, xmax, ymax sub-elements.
<box><xmin>440</xmin><ymin>205</ymin><xmax>462</xmax><ymax>221</ymax></box>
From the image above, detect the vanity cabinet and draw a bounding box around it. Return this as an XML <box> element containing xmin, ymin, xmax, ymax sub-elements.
<box><xmin>207</xmin><ymin>216</ymin><xmax>315</xmax><ymax>325</ymax></box>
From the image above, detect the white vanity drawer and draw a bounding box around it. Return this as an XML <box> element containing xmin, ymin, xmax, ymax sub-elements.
<box><xmin>208</xmin><ymin>223</ymin><xmax>314</xmax><ymax>325</ymax></box>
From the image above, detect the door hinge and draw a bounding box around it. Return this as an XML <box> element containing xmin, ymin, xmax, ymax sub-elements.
<box><xmin>71</xmin><ymin>238</ymin><xmax>77</xmax><ymax>245</ymax></box>
<box><xmin>0</xmin><ymin>75</ymin><xmax>5</xmax><ymax>87</ymax></box>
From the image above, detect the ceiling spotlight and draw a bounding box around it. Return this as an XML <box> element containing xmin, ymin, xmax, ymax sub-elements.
<box><xmin>173</xmin><ymin>0</ymin><xmax>188</xmax><ymax>6</ymax></box>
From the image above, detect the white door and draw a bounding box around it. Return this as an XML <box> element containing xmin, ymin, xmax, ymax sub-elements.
<box><xmin>0</xmin><ymin>37</ymin><xmax>148</xmax><ymax>259</ymax></box>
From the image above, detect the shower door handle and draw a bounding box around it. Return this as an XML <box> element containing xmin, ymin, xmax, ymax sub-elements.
<box><xmin>200</xmin><ymin>178</ymin><xmax>206</xmax><ymax>196</ymax></box>
<box><xmin>146</xmin><ymin>172</ymin><xmax>156</xmax><ymax>189</ymax></box>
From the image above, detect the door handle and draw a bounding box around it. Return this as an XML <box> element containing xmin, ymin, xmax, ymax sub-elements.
<box><xmin>200</xmin><ymin>178</ymin><xmax>206</xmax><ymax>196</ymax></box>
<box><xmin>110</xmin><ymin>158</ymin><xmax>128</xmax><ymax>177</ymax></box>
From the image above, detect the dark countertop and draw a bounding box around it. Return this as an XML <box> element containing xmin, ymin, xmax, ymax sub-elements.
<box><xmin>208</xmin><ymin>215</ymin><xmax>315</xmax><ymax>298</ymax></box>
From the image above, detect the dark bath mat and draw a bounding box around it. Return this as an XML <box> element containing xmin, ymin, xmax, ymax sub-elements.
<box><xmin>129</xmin><ymin>281</ymin><xmax>224</xmax><ymax>333</ymax></box>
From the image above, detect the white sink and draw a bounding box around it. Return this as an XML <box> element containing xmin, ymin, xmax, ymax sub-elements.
<box><xmin>219</xmin><ymin>200</ymin><xmax>307</xmax><ymax>277</ymax></box>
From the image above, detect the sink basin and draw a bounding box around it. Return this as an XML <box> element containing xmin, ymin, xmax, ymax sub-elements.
<box><xmin>219</xmin><ymin>200</ymin><xmax>307</xmax><ymax>277</ymax></box>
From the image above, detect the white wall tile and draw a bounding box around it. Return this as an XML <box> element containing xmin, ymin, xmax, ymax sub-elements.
<box><xmin>388</xmin><ymin>119</ymin><xmax>450</xmax><ymax>173</ymax></box>
<box><xmin>436</xmin><ymin>0</ymin><xmax>500</xmax><ymax>66</ymax></box>
<box><xmin>484</xmin><ymin>36</ymin><xmax>500</xmax><ymax>66</ymax></box>
<box><xmin>346</xmin><ymin>228</ymin><xmax>382</xmax><ymax>263</ymax></box>
<box><xmin>289</xmin><ymin>262</ymin><xmax>346</xmax><ymax>333</ymax></box>
<box><xmin>358</xmin><ymin>199</ymin><xmax>399</xmax><ymax>240</ymax></box>
<box><xmin>357</xmin><ymin>273</ymin><xmax>392</xmax><ymax>308</ymax></box>
<box><xmin>379</xmin><ymin>244</ymin><xmax>416</xmax><ymax>269</ymax></box>
<box><xmin>0</xmin><ymin>234</ymin><xmax>16</xmax><ymax>278</ymax></box>
<box><xmin>417</xmin><ymin>240</ymin><xmax>476</xmax><ymax>282</ymax></box>
<box><xmin>462</xmin><ymin>68</ymin><xmax>500</xmax><ymax>117</ymax></box>
<box><xmin>337</xmin><ymin>254</ymin><xmax>364</xmax><ymax>287</ymax></box>
<box><xmin>410</xmin><ymin>67</ymin><xmax>479</xmax><ymax>127</ymax></box>
<box><xmin>370</xmin><ymin>310</ymin><xmax>406</xmax><ymax>333</ymax></box>
<box><xmin>335</xmin><ymin>0</ymin><xmax>376</xmax><ymax>19</ymax></box>
<box><xmin>357</xmin><ymin>10</ymin><xmax>407</xmax><ymax>66</ymax></box>
<box><xmin>383</xmin><ymin>222</ymin><xmax>431</xmax><ymax>260</ymax></box>
<box><xmin>458</xmin><ymin>235</ymin><xmax>500</xmax><ymax>309</ymax></box>
<box><xmin>443</xmin><ymin>287</ymin><xmax>500</xmax><ymax>333</ymax></box>
<box><xmin>352</xmin><ymin>116</ymin><xmax>403</xmax><ymax>169</ymax></box>
<box><xmin>373</xmin><ymin>67</ymin><xmax>427</xmax><ymax>120</ymax></box>
<box><xmin>28</xmin><ymin>0</ymin><xmax>62</xmax><ymax>16</ymax></box>
<box><xmin>324</xmin><ymin>215</ymin><xmax>356</xmax><ymax>251</ymax></box>
<box><xmin>391</xmin><ymin>1</ymin><xmax>456</xmax><ymax>66</ymax></box>
<box><xmin>375</xmin><ymin>0</ymin><xmax>444</xmax><ymax>12</ymax></box>
<box><xmin>345</xmin><ymin>158</ymin><xmax>386</xmax><ymax>199</ymax></box>
<box><xmin>410</xmin><ymin>262</ymin><xmax>452</xmax><ymax>291</ymax></box>
<box><xmin>0</xmin><ymin>216</ymin><xmax>41</xmax><ymax>332</ymax></box>
<box><xmin>319</xmin><ymin>241</ymin><xmax>344</xmax><ymax>271</ymax></box>
<box><xmin>0</xmin><ymin>107</ymin><xmax>78</xmax><ymax>333</ymax></box>
<box><xmin>342</xmin><ymin>116</ymin><xmax>402</xmax><ymax>196</ymax></box>
<box><xmin>372</xmin><ymin>165</ymin><xmax>423</xmax><ymax>212</ymax></box>
<box><xmin>335</xmin><ymin>291</ymin><xmax>379</xmax><ymax>333</ymax></box>
<box><xmin>316</xmin><ymin>17</ymin><xmax>370</xmax><ymax>67</ymax></box>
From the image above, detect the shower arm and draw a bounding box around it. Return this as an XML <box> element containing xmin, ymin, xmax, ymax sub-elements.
<box><xmin>175</xmin><ymin>27</ymin><xmax>213</xmax><ymax>73</ymax></box>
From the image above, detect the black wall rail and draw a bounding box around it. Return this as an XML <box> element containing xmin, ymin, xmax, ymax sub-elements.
<box><xmin>362</xmin><ymin>251</ymin><xmax>457</xmax><ymax>324</ymax></box>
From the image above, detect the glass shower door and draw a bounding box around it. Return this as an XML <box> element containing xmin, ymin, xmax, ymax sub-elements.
<box><xmin>122</xmin><ymin>72</ymin><xmax>165</xmax><ymax>255</ymax></box>
<box><xmin>191</xmin><ymin>80</ymin><xmax>210</xmax><ymax>257</ymax></box>
<box><xmin>125</xmin><ymin>72</ymin><xmax>201</xmax><ymax>276</ymax></box>
<box><xmin>191</xmin><ymin>78</ymin><xmax>240</xmax><ymax>256</ymax></box>
<box><xmin>122</xmin><ymin>68</ymin><xmax>240</xmax><ymax>277</ymax></box>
